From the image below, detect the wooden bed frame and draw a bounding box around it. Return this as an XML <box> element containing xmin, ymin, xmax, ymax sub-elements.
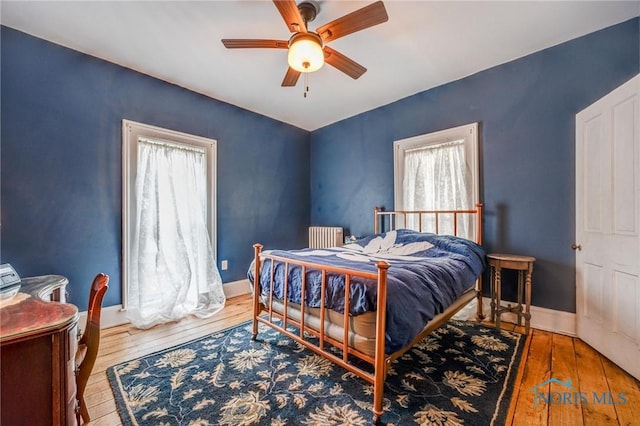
<box><xmin>251</xmin><ymin>204</ymin><xmax>484</xmax><ymax>424</ymax></box>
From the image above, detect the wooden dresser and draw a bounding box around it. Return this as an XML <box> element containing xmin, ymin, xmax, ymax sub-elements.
<box><xmin>0</xmin><ymin>275</ymin><xmax>79</xmax><ymax>426</ymax></box>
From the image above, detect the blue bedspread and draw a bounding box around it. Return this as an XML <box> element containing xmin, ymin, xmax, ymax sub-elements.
<box><xmin>247</xmin><ymin>229</ymin><xmax>486</xmax><ymax>353</ymax></box>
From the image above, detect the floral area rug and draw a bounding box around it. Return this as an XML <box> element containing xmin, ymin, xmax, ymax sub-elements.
<box><xmin>108</xmin><ymin>319</ymin><xmax>526</xmax><ymax>426</ymax></box>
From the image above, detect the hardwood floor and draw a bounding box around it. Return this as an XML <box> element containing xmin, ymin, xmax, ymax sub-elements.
<box><xmin>84</xmin><ymin>294</ymin><xmax>640</xmax><ymax>425</ymax></box>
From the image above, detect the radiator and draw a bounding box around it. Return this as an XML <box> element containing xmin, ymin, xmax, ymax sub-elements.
<box><xmin>308</xmin><ymin>226</ymin><xmax>344</xmax><ymax>248</ymax></box>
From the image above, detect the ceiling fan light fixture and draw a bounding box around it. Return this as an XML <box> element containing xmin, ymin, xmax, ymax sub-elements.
<box><xmin>288</xmin><ymin>32</ymin><xmax>324</xmax><ymax>73</ymax></box>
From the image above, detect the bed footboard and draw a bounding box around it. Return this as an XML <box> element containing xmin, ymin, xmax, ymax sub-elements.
<box><xmin>252</xmin><ymin>243</ymin><xmax>391</xmax><ymax>423</ymax></box>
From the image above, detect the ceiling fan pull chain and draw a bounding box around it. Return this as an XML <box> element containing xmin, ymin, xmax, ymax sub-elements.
<box><xmin>304</xmin><ymin>72</ymin><xmax>309</xmax><ymax>98</ymax></box>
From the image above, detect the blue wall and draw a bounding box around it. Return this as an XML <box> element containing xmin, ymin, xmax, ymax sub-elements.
<box><xmin>1</xmin><ymin>26</ymin><xmax>310</xmax><ymax>310</ymax></box>
<box><xmin>310</xmin><ymin>18</ymin><xmax>640</xmax><ymax>313</ymax></box>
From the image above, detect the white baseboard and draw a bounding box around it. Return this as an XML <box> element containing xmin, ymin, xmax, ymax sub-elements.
<box><xmin>481</xmin><ymin>297</ymin><xmax>576</xmax><ymax>336</ymax></box>
<box><xmin>222</xmin><ymin>278</ymin><xmax>251</xmax><ymax>298</ymax></box>
<box><xmin>83</xmin><ymin>286</ymin><xmax>576</xmax><ymax>336</ymax></box>
<box><xmin>78</xmin><ymin>303</ymin><xmax>128</xmax><ymax>332</ymax></box>
<box><xmin>79</xmin><ymin>279</ymin><xmax>252</xmax><ymax>331</ymax></box>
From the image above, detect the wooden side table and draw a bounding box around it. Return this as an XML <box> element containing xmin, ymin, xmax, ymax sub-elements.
<box><xmin>488</xmin><ymin>253</ymin><xmax>536</xmax><ymax>334</ymax></box>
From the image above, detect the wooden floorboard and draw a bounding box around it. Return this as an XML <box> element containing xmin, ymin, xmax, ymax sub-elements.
<box><xmin>510</xmin><ymin>329</ymin><xmax>552</xmax><ymax>426</ymax></box>
<box><xmin>84</xmin><ymin>294</ymin><xmax>640</xmax><ymax>425</ymax></box>
<box><xmin>574</xmin><ymin>339</ymin><xmax>618</xmax><ymax>425</ymax></box>
<box><xmin>548</xmin><ymin>334</ymin><xmax>584</xmax><ymax>425</ymax></box>
<box><xmin>601</xmin><ymin>356</ymin><xmax>640</xmax><ymax>426</ymax></box>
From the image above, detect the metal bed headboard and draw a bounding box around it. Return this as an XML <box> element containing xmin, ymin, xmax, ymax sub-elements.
<box><xmin>374</xmin><ymin>203</ymin><xmax>483</xmax><ymax>245</ymax></box>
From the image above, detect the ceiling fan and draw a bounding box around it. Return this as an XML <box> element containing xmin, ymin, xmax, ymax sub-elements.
<box><xmin>222</xmin><ymin>0</ymin><xmax>389</xmax><ymax>87</ymax></box>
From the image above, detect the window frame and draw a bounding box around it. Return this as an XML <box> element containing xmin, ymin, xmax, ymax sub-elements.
<box><xmin>393</xmin><ymin>122</ymin><xmax>480</xmax><ymax>211</ymax></box>
<box><xmin>121</xmin><ymin>119</ymin><xmax>217</xmax><ymax>310</ymax></box>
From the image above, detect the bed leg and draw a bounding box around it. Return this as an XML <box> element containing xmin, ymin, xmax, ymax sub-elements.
<box><xmin>373</xmin><ymin>261</ymin><xmax>390</xmax><ymax>426</ymax></box>
<box><xmin>476</xmin><ymin>276</ymin><xmax>485</xmax><ymax>322</ymax></box>
<box><xmin>372</xmin><ymin>358</ymin><xmax>389</xmax><ymax>425</ymax></box>
<box><xmin>372</xmin><ymin>395</ymin><xmax>384</xmax><ymax>425</ymax></box>
<box><xmin>252</xmin><ymin>244</ymin><xmax>263</xmax><ymax>340</ymax></box>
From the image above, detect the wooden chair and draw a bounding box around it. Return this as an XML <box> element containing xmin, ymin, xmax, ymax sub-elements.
<box><xmin>75</xmin><ymin>273</ymin><xmax>109</xmax><ymax>425</ymax></box>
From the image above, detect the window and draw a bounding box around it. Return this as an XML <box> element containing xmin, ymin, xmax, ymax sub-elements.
<box><xmin>122</xmin><ymin>120</ymin><xmax>224</xmax><ymax>327</ymax></box>
<box><xmin>394</xmin><ymin>123</ymin><xmax>479</xmax><ymax>237</ymax></box>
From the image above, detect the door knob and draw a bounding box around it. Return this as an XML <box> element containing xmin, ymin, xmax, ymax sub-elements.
<box><xmin>571</xmin><ymin>243</ymin><xmax>582</xmax><ymax>251</ymax></box>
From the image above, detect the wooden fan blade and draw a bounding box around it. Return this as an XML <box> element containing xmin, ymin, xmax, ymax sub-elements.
<box><xmin>281</xmin><ymin>67</ymin><xmax>301</xmax><ymax>87</ymax></box>
<box><xmin>273</xmin><ymin>0</ymin><xmax>307</xmax><ymax>33</ymax></box>
<box><xmin>316</xmin><ymin>1</ymin><xmax>388</xmax><ymax>43</ymax></box>
<box><xmin>222</xmin><ymin>39</ymin><xmax>288</xmax><ymax>49</ymax></box>
<box><xmin>323</xmin><ymin>46</ymin><xmax>366</xmax><ymax>80</ymax></box>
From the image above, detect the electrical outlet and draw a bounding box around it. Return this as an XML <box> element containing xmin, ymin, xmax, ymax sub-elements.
<box><xmin>221</xmin><ymin>260</ymin><xmax>228</xmax><ymax>270</ymax></box>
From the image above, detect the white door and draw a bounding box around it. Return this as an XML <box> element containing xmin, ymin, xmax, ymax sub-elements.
<box><xmin>575</xmin><ymin>75</ymin><xmax>640</xmax><ymax>380</ymax></box>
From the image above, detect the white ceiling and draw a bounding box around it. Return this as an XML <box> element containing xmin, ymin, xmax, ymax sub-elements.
<box><xmin>2</xmin><ymin>1</ymin><xmax>639</xmax><ymax>131</ymax></box>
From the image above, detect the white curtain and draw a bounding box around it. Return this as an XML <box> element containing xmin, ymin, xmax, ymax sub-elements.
<box><xmin>402</xmin><ymin>140</ymin><xmax>473</xmax><ymax>237</ymax></box>
<box><xmin>127</xmin><ymin>138</ymin><xmax>225</xmax><ymax>328</ymax></box>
